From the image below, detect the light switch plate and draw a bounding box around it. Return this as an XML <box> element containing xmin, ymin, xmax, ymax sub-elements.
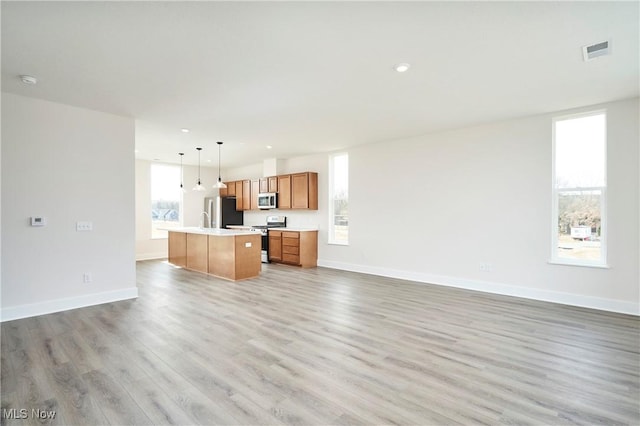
<box><xmin>76</xmin><ymin>221</ymin><xmax>93</xmax><ymax>231</ymax></box>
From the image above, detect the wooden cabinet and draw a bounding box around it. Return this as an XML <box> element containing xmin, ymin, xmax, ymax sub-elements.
<box><xmin>221</xmin><ymin>172</ymin><xmax>316</xmax><ymax>211</ymax></box>
<box><xmin>268</xmin><ymin>230</ymin><xmax>282</xmax><ymax>262</ymax></box>
<box><xmin>268</xmin><ymin>176</ymin><xmax>278</xmax><ymax>193</ymax></box>
<box><xmin>220</xmin><ymin>181</ymin><xmax>236</xmax><ymax>197</ymax></box>
<box><xmin>278</xmin><ymin>175</ymin><xmax>291</xmax><ymax>209</ymax></box>
<box><xmin>186</xmin><ymin>233</ymin><xmax>208</xmax><ymax>273</ymax></box>
<box><xmin>168</xmin><ymin>231</ymin><xmax>261</xmax><ymax>280</ymax></box>
<box><xmin>268</xmin><ymin>230</ymin><xmax>317</xmax><ymax>268</ymax></box>
<box><xmin>235</xmin><ymin>181</ymin><xmax>244</xmax><ymax>210</ymax></box>
<box><xmin>250</xmin><ymin>180</ymin><xmax>260</xmax><ymax>210</ymax></box>
<box><xmin>208</xmin><ymin>234</ymin><xmax>261</xmax><ymax>280</ymax></box>
<box><xmin>259</xmin><ymin>178</ymin><xmax>268</xmax><ymax>193</ymax></box>
<box><xmin>242</xmin><ymin>180</ymin><xmax>251</xmax><ymax>211</ymax></box>
<box><xmin>282</xmin><ymin>231</ymin><xmax>300</xmax><ymax>264</ymax></box>
<box><xmin>234</xmin><ymin>180</ymin><xmax>252</xmax><ymax>211</ymax></box>
<box><xmin>226</xmin><ymin>181</ymin><xmax>236</xmax><ymax>197</ymax></box>
<box><xmin>168</xmin><ymin>232</ymin><xmax>187</xmax><ymax>267</ymax></box>
<box><xmin>291</xmin><ymin>172</ymin><xmax>318</xmax><ymax>210</ymax></box>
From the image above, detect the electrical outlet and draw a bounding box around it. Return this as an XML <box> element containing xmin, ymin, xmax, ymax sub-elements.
<box><xmin>479</xmin><ymin>262</ymin><xmax>493</xmax><ymax>272</ymax></box>
<box><xmin>83</xmin><ymin>273</ymin><xmax>92</xmax><ymax>283</ymax></box>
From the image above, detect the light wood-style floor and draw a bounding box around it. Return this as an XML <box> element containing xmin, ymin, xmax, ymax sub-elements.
<box><xmin>2</xmin><ymin>260</ymin><xmax>639</xmax><ymax>425</ymax></box>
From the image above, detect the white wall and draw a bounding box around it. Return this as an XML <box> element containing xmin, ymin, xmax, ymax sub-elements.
<box><xmin>229</xmin><ymin>97</ymin><xmax>639</xmax><ymax>315</ymax></box>
<box><xmin>327</xmin><ymin>97</ymin><xmax>639</xmax><ymax>314</ymax></box>
<box><xmin>135</xmin><ymin>159</ymin><xmax>222</xmax><ymax>260</ymax></box>
<box><xmin>1</xmin><ymin>93</ymin><xmax>137</xmax><ymax>321</ymax></box>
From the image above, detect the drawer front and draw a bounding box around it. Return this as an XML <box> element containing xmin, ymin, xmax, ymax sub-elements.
<box><xmin>282</xmin><ymin>231</ymin><xmax>299</xmax><ymax>239</ymax></box>
<box><xmin>282</xmin><ymin>253</ymin><xmax>300</xmax><ymax>264</ymax></box>
<box><xmin>282</xmin><ymin>245</ymin><xmax>299</xmax><ymax>255</ymax></box>
<box><xmin>269</xmin><ymin>230</ymin><xmax>282</xmax><ymax>237</ymax></box>
<box><xmin>282</xmin><ymin>237</ymin><xmax>299</xmax><ymax>247</ymax></box>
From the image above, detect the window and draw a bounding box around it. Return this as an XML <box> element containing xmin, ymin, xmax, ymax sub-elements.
<box><xmin>329</xmin><ymin>153</ymin><xmax>349</xmax><ymax>245</ymax></box>
<box><xmin>151</xmin><ymin>163</ymin><xmax>182</xmax><ymax>239</ymax></box>
<box><xmin>552</xmin><ymin>111</ymin><xmax>606</xmax><ymax>266</ymax></box>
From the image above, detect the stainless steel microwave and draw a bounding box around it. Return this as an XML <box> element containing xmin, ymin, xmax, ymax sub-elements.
<box><xmin>257</xmin><ymin>193</ymin><xmax>277</xmax><ymax>209</ymax></box>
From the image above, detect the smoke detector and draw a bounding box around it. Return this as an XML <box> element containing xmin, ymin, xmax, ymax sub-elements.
<box><xmin>20</xmin><ymin>75</ymin><xmax>37</xmax><ymax>85</ymax></box>
<box><xmin>582</xmin><ymin>41</ymin><xmax>610</xmax><ymax>61</ymax></box>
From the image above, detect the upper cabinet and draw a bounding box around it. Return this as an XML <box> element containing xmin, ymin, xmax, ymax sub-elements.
<box><xmin>242</xmin><ymin>180</ymin><xmax>251</xmax><ymax>211</ymax></box>
<box><xmin>259</xmin><ymin>178</ymin><xmax>269</xmax><ymax>193</ymax></box>
<box><xmin>220</xmin><ymin>172</ymin><xmax>318</xmax><ymax>211</ymax></box>
<box><xmin>235</xmin><ymin>181</ymin><xmax>244</xmax><ymax>210</ymax></box>
<box><xmin>250</xmin><ymin>180</ymin><xmax>260</xmax><ymax>210</ymax></box>
<box><xmin>225</xmin><ymin>182</ymin><xmax>236</xmax><ymax>197</ymax></box>
<box><xmin>291</xmin><ymin>172</ymin><xmax>318</xmax><ymax>210</ymax></box>
<box><xmin>268</xmin><ymin>176</ymin><xmax>278</xmax><ymax>193</ymax></box>
<box><xmin>219</xmin><ymin>181</ymin><xmax>235</xmax><ymax>197</ymax></box>
<box><xmin>277</xmin><ymin>175</ymin><xmax>292</xmax><ymax>209</ymax></box>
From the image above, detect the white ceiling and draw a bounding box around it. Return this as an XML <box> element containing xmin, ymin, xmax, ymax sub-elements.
<box><xmin>2</xmin><ymin>1</ymin><xmax>638</xmax><ymax>168</ymax></box>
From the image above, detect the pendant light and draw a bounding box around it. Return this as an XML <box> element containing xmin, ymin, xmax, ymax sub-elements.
<box><xmin>213</xmin><ymin>141</ymin><xmax>227</xmax><ymax>189</ymax></box>
<box><xmin>178</xmin><ymin>152</ymin><xmax>186</xmax><ymax>193</ymax></box>
<box><xmin>193</xmin><ymin>147</ymin><xmax>206</xmax><ymax>191</ymax></box>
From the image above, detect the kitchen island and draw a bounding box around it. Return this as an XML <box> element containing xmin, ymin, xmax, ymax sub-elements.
<box><xmin>167</xmin><ymin>228</ymin><xmax>262</xmax><ymax>281</ymax></box>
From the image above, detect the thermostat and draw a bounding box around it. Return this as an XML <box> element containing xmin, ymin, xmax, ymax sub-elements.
<box><xmin>31</xmin><ymin>216</ymin><xmax>46</xmax><ymax>226</ymax></box>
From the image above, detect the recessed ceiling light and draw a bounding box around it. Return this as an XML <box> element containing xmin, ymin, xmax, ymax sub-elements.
<box><xmin>181</xmin><ymin>128</ymin><xmax>190</xmax><ymax>133</ymax></box>
<box><xmin>207</xmin><ymin>159</ymin><xmax>212</xmax><ymax>163</ymax></box>
<box><xmin>134</xmin><ymin>149</ymin><xmax>139</xmax><ymax>153</ymax></box>
<box><xmin>266</xmin><ymin>145</ymin><xmax>273</xmax><ymax>149</ymax></box>
<box><xmin>20</xmin><ymin>75</ymin><xmax>37</xmax><ymax>85</ymax></box>
<box><xmin>394</xmin><ymin>63</ymin><xmax>411</xmax><ymax>73</ymax></box>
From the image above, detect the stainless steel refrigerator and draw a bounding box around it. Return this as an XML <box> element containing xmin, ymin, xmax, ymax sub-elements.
<box><xmin>204</xmin><ymin>197</ymin><xmax>244</xmax><ymax>228</ymax></box>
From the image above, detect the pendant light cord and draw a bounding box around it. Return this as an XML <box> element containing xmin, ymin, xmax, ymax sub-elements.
<box><xmin>197</xmin><ymin>147</ymin><xmax>202</xmax><ymax>184</ymax></box>
<box><xmin>218</xmin><ymin>142</ymin><xmax>222</xmax><ymax>181</ymax></box>
<box><xmin>179</xmin><ymin>152</ymin><xmax>184</xmax><ymax>188</ymax></box>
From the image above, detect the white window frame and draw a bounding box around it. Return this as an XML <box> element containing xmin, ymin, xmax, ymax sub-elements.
<box><xmin>328</xmin><ymin>152</ymin><xmax>349</xmax><ymax>245</ymax></box>
<box><xmin>550</xmin><ymin>109</ymin><xmax>608</xmax><ymax>268</ymax></box>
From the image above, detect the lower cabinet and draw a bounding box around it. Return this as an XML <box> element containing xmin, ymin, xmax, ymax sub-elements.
<box><xmin>282</xmin><ymin>232</ymin><xmax>300</xmax><ymax>264</ymax></box>
<box><xmin>186</xmin><ymin>233</ymin><xmax>208</xmax><ymax>273</ymax></box>
<box><xmin>168</xmin><ymin>232</ymin><xmax>187</xmax><ymax>267</ymax></box>
<box><xmin>209</xmin><ymin>234</ymin><xmax>261</xmax><ymax>280</ymax></box>
<box><xmin>268</xmin><ymin>230</ymin><xmax>317</xmax><ymax>268</ymax></box>
<box><xmin>268</xmin><ymin>232</ymin><xmax>282</xmax><ymax>261</ymax></box>
<box><xmin>168</xmin><ymin>231</ymin><xmax>261</xmax><ymax>280</ymax></box>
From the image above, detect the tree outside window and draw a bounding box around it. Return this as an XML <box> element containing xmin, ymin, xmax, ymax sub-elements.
<box><xmin>552</xmin><ymin>111</ymin><xmax>606</xmax><ymax>266</ymax></box>
<box><xmin>329</xmin><ymin>153</ymin><xmax>348</xmax><ymax>245</ymax></box>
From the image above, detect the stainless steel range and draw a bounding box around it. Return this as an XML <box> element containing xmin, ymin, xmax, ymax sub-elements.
<box><xmin>251</xmin><ymin>215</ymin><xmax>286</xmax><ymax>263</ymax></box>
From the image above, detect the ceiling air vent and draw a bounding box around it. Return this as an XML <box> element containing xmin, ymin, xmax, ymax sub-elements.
<box><xmin>582</xmin><ymin>40</ymin><xmax>610</xmax><ymax>61</ymax></box>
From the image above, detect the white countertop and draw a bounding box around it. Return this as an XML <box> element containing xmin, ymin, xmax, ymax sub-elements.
<box><xmin>229</xmin><ymin>225</ymin><xmax>318</xmax><ymax>232</ymax></box>
<box><xmin>268</xmin><ymin>227</ymin><xmax>318</xmax><ymax>232</ymax></box>
<box><xmin>166</xmin><ymin>227</ymin><xmax>262</xmax><ymax>236</ymax></box>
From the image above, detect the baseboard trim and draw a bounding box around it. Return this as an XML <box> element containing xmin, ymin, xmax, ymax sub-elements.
<box><xmin>0</xmin><ymin>287</ymin><xmax>139</xmax><ymax>322</ymax></box>
<box><xmin>136</xmin><ymin>252</ymin><xmax>166</xmax><ymax>261</ymax></box>
<box><xmin>317</xmin><ymin>260</ymin><xmax>639</xmax><ymax>316</ymax></box>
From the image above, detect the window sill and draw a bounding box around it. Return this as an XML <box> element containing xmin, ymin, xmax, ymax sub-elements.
<box><xmin>548</xmin><ymin>259</ymin><xmax>610</xmax><ymax>269</ymax></box>
<box><xmin>328</xmin><ymin>241</ymin><xmax>349</xmax><ymax>246</ymax></box>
